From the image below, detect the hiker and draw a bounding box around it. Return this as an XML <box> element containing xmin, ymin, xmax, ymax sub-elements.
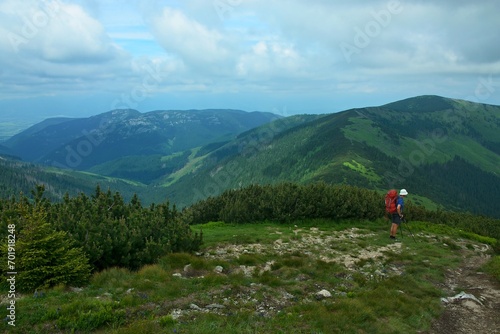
<box><xmin>390</xmin><ymin>189</ymin><xmax>408</xmax><ymax>240</ymax></box>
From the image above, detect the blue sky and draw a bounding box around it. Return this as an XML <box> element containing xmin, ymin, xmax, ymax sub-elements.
<box><xmin>1</xmin><ymin>0</ymin><xmax>499</xmax><ymax>134</ymax></box>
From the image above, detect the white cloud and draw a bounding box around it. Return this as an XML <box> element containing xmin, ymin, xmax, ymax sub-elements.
<box><xmin>147</xmin><ymin>7</ymin><xmax>232</xmax><ymax>68</ymax></box>
<box><xmin>0</xmin><ymin>0</ymin><xmax>124</xmax><ymax>62</ymax></box>
<box><xmin>242</xmin><ymin>0</ymin><xmax>500</xmax><ymax>74</ymax></box>
<box><xmin>236</xmin><ymin>40</ymin><xmax>308</xmax><ymax>79</ymax></box>
<box><xmin>0</xmin><ymin>0</ymin><xmax>138</xmax><ymax>99</ymax></box>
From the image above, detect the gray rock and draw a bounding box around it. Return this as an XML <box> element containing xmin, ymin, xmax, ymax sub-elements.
<box><xmin>190</xmin><ymin>303</ymin><xmax>202</xmax><ymax>310</ymax></box>
<box><xmin>316</xmin><ymin>289</ymin><xmax>332</xmax><ymax>298</ymax></box>
<box><xmin>206</xmin><ymin>303</ymin><xmax>225</xmax><ymax>309</ymax></box>
<box><xmin>441</xmin><ymin>291</ymin><xmax>483</xmax><ymax>306</ymax></box>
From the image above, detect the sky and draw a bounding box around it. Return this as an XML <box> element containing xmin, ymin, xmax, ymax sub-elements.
<box><xmin>0</xmin><ymin>0</ymin><xmax>499</xmax><ymax>133</ymax></box>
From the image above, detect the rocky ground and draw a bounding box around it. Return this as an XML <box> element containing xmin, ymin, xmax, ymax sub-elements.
<box><xmin>168</xmin><ymin>227</ymin><xmax>407</xmax><ymax>320</ymax></box>
<box><xmin>168</xmin><ymin>226</ymin><xmax>500</xmax><ymax>333</ymax></box>
<box><xmin>427</xmin><ymin>252</ymin><xmax>500</xmax><ymax>334</ymax></box>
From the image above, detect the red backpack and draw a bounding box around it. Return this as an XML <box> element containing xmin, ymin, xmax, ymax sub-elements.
<box><xmin>385</xmin><ymin>189</ymin><xmax>398</xmax><ymax>214</ymax></box>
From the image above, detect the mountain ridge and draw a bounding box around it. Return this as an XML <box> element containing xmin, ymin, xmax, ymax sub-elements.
<box><xmin>1</xmin><ymin>95</ymin><xmax>499</xmax><ymax>217</ymax></box>
<box><xmin>159</xmin><ymin>96</ymin><xmax>500</xmax><ymax>216</ymax></box>
<box><xmin>4</xmin><ymin>108</ymin><xmax>281</xmax><ymax>169</ymax></box>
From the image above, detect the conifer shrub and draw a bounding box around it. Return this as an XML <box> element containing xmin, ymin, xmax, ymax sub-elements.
<box><xmin>0</xmin><ymin>185</ymin><xmax>203</xmax><ymax>281</ymax></box>
<box><xmin>47</xmin><ymin>186</ymin><xmax>203</xmax><ymax>271</ymax></box>
<box><xmin>183</xmin><ymin>182</ymin><xmax>384</xmax><ymax>224</ymax></box>
<box><xmin>0</xmin><ymin>190</ymin><xmax>91</xmax><ymax>292</ymax></box>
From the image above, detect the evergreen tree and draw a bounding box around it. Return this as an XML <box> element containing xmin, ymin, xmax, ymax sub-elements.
<box><xmin>1</xmin><ymin>194</ymin><xmax>91</xmax><ymax>292</ymax></box>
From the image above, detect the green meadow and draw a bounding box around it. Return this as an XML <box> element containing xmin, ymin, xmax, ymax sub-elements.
<box><xmin>4</xmin><ymin>219</ymin><xmax>497</xmax><ymax>334</ymax></box>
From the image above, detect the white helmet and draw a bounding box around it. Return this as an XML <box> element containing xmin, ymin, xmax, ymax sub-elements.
<box><xmin>399</xmin><ymin>189</ymin><xmax>408</xmax><ymax>196</ymax></box>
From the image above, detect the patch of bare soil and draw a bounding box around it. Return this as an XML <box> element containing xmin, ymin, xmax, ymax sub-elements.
<box><xmin>427</xmin><ymin>252</ymin><xmax>500</xmax><ymax>334</ymax></box>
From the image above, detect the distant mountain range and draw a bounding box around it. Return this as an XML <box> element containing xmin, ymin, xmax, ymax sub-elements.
<box><xmin>1</xmin><ymin>96</ymin><xmax>499</xmax><ymax>217</ymax></box>
<box><xmin>4</xmin><ymin>109</ymin><xmax>281</xmax><ymax>169</ymax></box>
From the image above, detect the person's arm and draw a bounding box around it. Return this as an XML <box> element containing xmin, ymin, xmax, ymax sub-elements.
<box><xmin>397</xmin><ymin>203</ymin><xmax>403</xmax><ymax>217</ymax></box>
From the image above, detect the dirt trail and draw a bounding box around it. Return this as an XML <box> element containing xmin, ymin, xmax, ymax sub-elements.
<box><xmin>427</xmin><ymin>254</ymin><xmax>500</xmax><ymax>334</ymax></box>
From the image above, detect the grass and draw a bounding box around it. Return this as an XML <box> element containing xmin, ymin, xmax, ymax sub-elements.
<box><xmin>2</xmin><ymin>218</ymin><xmax>497</xmax><ymax>333</ymax></box>
<box><xmin>482</xmin><ymin>255</ymin><xmax>500</xmax><ymax>281</ymax></box>
<box><xmin>434</xmin><ymin>135</ymin><xmax>500</xmax><ymax>174</ymax></box>
<box><xmin>159</xmin><ymin>147</ymin><xmax>205</xmax><ymax>187</ymax></box>
<box><xmin>342</xmin><ymin>159</ymin><xmax>382</xmax><ymax>182</ymax></box>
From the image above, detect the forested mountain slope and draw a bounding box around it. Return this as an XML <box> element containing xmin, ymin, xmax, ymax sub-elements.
<box><xmin>162</xmin><ymin>96</ymin><xmax>500</xmax><ymax>217</ymax></box>
<box><xmin>0</xmin><ymin>156</ymin><xmax>146</xmax><ymax>203</ymax></box>
<box><xmin>4</xmin><ymin>109</ymin><xmax>281</xmax><ymax>169</ymax></box>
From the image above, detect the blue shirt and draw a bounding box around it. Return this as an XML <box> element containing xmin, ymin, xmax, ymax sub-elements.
<box><xmin>397</xmin><ymin>197</ymin><xmax>404</xmax><ymax>213</ymax></box>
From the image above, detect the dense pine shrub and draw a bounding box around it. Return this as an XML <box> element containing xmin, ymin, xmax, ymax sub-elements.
<box><xmin>183</xmin><ymin>182</ymin><xmax>384</xmax><ymax>224</ymax></box>
<box><xmin>0</xmin><ymin>185</ymin><xmax>203</xmax><ymax>292</ymax></box>
<box><xmin>47</xmin><ymin>186</ymin><xmax>203</xmax><ymax>271</ymax></box>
